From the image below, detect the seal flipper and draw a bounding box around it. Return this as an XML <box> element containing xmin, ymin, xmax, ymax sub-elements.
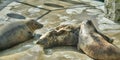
<box><xmin>97</xmin><ymin>32</ymin><xmax>114</xmax><ymax>43</ymax></box>
<box><xmin>88</xmin><ymin>20</ymin><xmax>113</xmax><ymax>43</ymax></box>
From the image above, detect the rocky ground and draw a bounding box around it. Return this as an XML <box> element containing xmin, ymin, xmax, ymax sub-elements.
<box><xmin>0</xmin><ymin>0</ymin><xmax>120</xmax><ymax>60</ymax></box>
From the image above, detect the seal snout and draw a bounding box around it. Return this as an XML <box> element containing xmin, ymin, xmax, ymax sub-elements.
<box><xmin>37</xmin><ymin>39</ymin><xmax>47</xmax><ymax>45</ymax></box>
<box><xmin>81</xmin><ymin>20</ymin><xmax>97</xmax><ymax>32</ymax></box>
<box><xmin>82</xmin><ymin>20</ymin><xmax>92</xmax><ymax>25</ymax></box>
<box><xmin>38</xmin><ymin>23</ymin><xmax>43</xmax><ymax>28</ymax></box>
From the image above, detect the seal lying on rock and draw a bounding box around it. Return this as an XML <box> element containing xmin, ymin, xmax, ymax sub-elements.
<box><xmin>0</xmin><ymin>20</ymin><xmax>43</xmax><ymax>51</ymax></box>
<box><xmin>37</xmin><ymin>23</ymin><xmax>113</xmax><ymax>49</ymax></box>
<box><xmin>37</xmin><ymin>25</ymin><xmax>80</xmax><ymax>48</ymax></box>
<box><xmin>78</xmin><ymin>20</ymin><xmax>120</xmax><ymax>60</ymax></box>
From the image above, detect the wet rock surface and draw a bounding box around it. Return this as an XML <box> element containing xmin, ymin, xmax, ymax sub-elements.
<box><xmin>105</xmin><ymin>0</ymin><xmax>120</xmax><ymax>23</ymax></box>
<box><xmin>0</xmin><ymin>0</ymin><xmax>120</xmax><ymax>60</ymax></box>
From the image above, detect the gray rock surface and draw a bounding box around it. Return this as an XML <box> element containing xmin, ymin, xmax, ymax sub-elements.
<box><xmin>105</xmin><ymin>0</ymin><xmax>120</xmax><ymax>23</ymax></box>
<box><xmin>0</xmin><ymin>0</ymin><xmax>120</xmax><ymax>60</ymax></box>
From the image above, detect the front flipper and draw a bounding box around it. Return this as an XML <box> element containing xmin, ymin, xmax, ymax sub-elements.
<box><xmin>89</xmin><ymin>20</ymin><xmax>114</xmax><ymax>43</ymax></box>
<box><xmin>97</xmin><ymin>32</ymin><xmax>114</xmax><ymax>43</ymax></box>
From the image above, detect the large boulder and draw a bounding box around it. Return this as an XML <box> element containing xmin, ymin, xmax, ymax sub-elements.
<box><xmin>105</xmin><ymin>0</ymin><xmax>120</xmax><ymax>23</ymax></box>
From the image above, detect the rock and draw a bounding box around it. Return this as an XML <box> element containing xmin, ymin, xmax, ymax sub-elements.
<box><xmin>44</xmin><ymin>51</ymin><xmax>93</xmax><ymax>60</ymax></box>
<box><xmin>0</xmin><ymin>0</ymin><xmax>120</xmax><ymax>60</ymax></box>
<box><xmin>0</xmin><ymin>45</ymin><xmax>44</xmax><ymax>60</ymax></box>
<box><xmin>97</xmin><ymin>15</ymin><xmax>120</xmax><ymax>48</ymax></box>
<box><xmin>0</xmin><ymin>38</ymin><xmax>93</xmax><ymax>60</ymax></box>
<box><xmin>105</xmin><ymin>0</ymin><xmax>120</xmax><ymax>23</ymax></box>
<box><xmin>0</xmin><ymin>2</ymin><xmax>47</xmax><ymax>22</ymax></box>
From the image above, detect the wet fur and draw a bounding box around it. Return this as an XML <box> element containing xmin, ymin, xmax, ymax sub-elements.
<box><xmin>0</xmin><ymin>20</ymin><xmax>43</xmax><ymax>51</ymax></box>
<box><xmin>37</xmin><ymin>24</ymin><xmax>80</xmax><ymax>48</ymax></box>
<box><xmin>78</xmin><ymin>20</ymin><xmax>120</xmax><ymax>60</ymax></box>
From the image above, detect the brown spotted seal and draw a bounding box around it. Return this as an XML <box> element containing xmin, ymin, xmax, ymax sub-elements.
<box><xmin>37</xmin><ymin>23</ymin><xmax>113</xmax><ymax>49</ymax></box>
<box><xmin>0</xmin><ymin>20</ymin><xmax>43</xmax><ymax>51</ymax></box>
<box><xmin>37</xmin><ymin>24</ymin><xmax>80</xmax><ymax>48</ymax></box>
<box><xmin>77</xmin><ymin>20</ymin><xmax>120</xmax><ymax>60</ymax></box>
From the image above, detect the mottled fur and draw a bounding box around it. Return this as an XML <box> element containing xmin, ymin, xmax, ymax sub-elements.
<box><xmin>0</xmin><ymin>20</ymin><xmax>43</xmax><ymax>51</ymax></box>
<box><xmin>78</xmin><ymin>20</ymin><xmax>120</xmax><ymax>60</ymax></box>
<box><xmin>37</xmin><ymin>24</ymin><xmax>80</xmax><ymax>48</ymax></box>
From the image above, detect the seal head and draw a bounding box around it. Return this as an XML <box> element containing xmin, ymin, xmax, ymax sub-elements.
<box><xmin>37</xmin><ymin>25</ymin><xmax>79</xmax><ymax>48</ymax></box>
<box><xmin>26</xmin><ymin>20</ymin><xmax>43</xmax><ymax>32</ymax></box>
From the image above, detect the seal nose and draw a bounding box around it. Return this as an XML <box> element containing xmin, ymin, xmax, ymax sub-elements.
<box><xmin>83</xmin><ymin>20</ymin><xmax>92</xmax><ymax>25</ymax></box>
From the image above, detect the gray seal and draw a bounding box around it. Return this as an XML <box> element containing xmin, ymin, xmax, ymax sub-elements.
<box><xmin>78</xmin><ymin>20</ymin><xmax>120</xmax><ymax>60</ymax></box>
<box><xmin>0</xmin><ymin>20</ymin><xmax>43</xmax><ymax>51</ymax></box>
<box><xmin>37</xmin><ymin>24</ymin><xmax>80</xmax><ymax>48</ymax></box>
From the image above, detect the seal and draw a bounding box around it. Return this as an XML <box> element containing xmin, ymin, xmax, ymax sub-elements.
<box><xmin>77</xmin><ymin>20</ymin><xmax>120</xmax><ymax>60</ymax></box>
<box><xmin>37</xmin><ymin>24</ymin><xmax>80</xmax><ymax>48</ymax></box>
<box><xmin>0</xmin><ymin>20</ymin><xmax>43</xmax><ymax>51</ymax></box>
